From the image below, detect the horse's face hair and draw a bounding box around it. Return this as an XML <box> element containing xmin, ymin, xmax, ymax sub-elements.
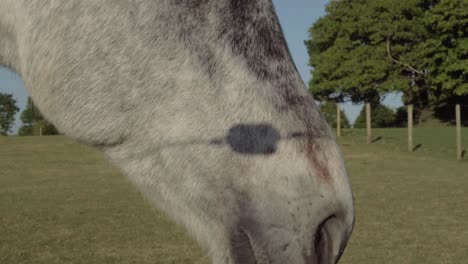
<box><xmin>0</xmin><ymin>0</ymin><xmax>354</xmax><ymax>263</ymax></box>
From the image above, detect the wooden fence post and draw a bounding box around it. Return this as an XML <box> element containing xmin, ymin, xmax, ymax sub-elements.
<box><xmin>336</xmin><ymin>104</ymin><xmax>341</xmax><ymax>137</ymax></box>
<box><xmin>456</xmin><ymin>104</ymin><xmax>462</xmax><ymax>160</ymax></box>
<box><xmin>366</xmin><ymin>103</ymin><xmax>371</xmax><ymax>144</ymax></box>
<box><xmin>408</xmin><ymin>104</ymin><xmax>413</xmax><ymax>152</ymax></box>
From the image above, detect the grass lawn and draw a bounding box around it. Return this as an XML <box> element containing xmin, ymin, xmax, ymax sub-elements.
<box><xmin>0</xmin><ymin>136</ymin><xmax>206</xmax><ymax>264</ymax></box>
<box><xmin>1</xmin><ymin>128</ymin><xmax>467</xmax><ymax>263</ymax></box>
<box><xmin>338</xmin><ymin>128</ymin><xmax>468</xmax><ymax>264</ymax></box>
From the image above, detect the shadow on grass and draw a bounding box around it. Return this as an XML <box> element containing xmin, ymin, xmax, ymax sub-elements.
<box><xmin>413</xmin><ymin>144</ymin><xmax>423</xmax><ymax>152</ymax></box>
<box><xmin>372</xmin><ymin>136</ymin><xmax>382</xmax><ymax>143</ymax></box>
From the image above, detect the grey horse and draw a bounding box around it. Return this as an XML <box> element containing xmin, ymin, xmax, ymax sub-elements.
<box><xmin>0</xmin><ymin>1</ymin><xmax>354</xmax><ymax>263</ymax></box>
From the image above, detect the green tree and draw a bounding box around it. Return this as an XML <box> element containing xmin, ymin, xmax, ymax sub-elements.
<box><xmin>19</xmin><ymin>97</ymin><xmax>58</xmax><ymax>136</ymax></box>
<box><xmin>393</xmin><ymin>106</ymin><xmax>409</xmax><ymax>127</ymax></box>
<box><xmin>0</xmin><ymin>93</ymin><xmax>20</xmax><ymax>135</ymax></box>
<box><xmin>320</xmin><ymin>101</ymin><xmax>350</xmax><ymax>129</ymax></box>
<box><xmin>19</xmin><ymin>97</ymin><xmax>38</xmax><ymax>136</ymax></box>
<box><xmin>35</xmin><ymin>120</ymin><xmax>59</xmax><ymax>135</ymax></box>
<box><xmin>18</xmin><ymin>125</ymin><xmax>34</xmax><ymax>136</ymax></box>
<box><xmin>354</xmin><ymin>104</ymin><xmax>396</xmax><ymax>128</ymax></box>
<box><xmin>422</xmin><ymin>0</ymin><xmax>468</xmax><ymax>103</ymax></box>
<box><xmin>20</xmin><ymin>97</ymin><xmax>40</xmax><ymax>126</ymax></box>
<box><xmin>306</xmin><ymin>0</ymin><xmax>419</xmax><ymax>104</ymax></box>
<box><xmin>305</xmin><ymin>0</ymin><xmax>466</xmax><ymax>107</ymax></box>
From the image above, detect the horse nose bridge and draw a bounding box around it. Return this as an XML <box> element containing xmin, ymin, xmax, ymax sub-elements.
<box><xmin>309</xmin><ymin>138</ymin><xmax>354</xmax><ymax>224</ymax></box>
<box><xmin>249</xmin><ymin>135</ymin><xmax>352</xmax><ymax>216</ymax></box>
<box><xmin>294</xmin><ymin>137</ymin><xmax>355</xmax><ymax>262</ymax></box>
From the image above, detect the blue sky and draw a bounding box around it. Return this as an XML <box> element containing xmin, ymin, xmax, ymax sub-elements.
<box><xmin>0</xmin><ymin>0</ymin><xmax>402</xmax><ymax>133</ymax></box>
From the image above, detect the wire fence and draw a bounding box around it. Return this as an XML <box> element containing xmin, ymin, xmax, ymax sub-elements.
<box><xmin>335</xmin><ymin>103</ymin><xmax>467</xmax><ymax>161</ymax></box>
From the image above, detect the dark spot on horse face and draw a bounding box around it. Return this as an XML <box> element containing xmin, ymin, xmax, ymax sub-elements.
<box><xmin>226</xmin><ymin>124</ymin><xmax>280</xmax><ymax>155</ymax></box>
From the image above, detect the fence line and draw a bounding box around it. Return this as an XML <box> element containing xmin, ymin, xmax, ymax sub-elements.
<box><xmin>335</xmin><ymin>102</ymin><xmax>465</xmax><ymax>161</ymax></box>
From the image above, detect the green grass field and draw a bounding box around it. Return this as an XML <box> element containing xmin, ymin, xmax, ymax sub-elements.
<box><xmin>1</xmin><ymin>128</ymin><xmax>467</xmax><ymax>263</ymax></box>
<box><xmin>338</xmin><ymin>128</ymin><xmax>468</xmax><ymax>263</ymax></box>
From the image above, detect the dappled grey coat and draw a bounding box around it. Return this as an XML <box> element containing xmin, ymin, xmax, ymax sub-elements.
<box><xmin>0</xmin><ymin>1</ymin><xmax>354</xmax><ymax>263</ymax></box>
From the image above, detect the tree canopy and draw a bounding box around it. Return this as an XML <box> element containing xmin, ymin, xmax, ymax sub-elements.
<box><xmin>0</xmin><ymin>93</ymin><xmax>19</xmax><ymax>135</ymax></box>
<box><xmin>306</xmin><ymin>0</ymin><xmax>467</xmax><ymax>107</ymax></box>
<box><xmin>424</xmin><ymin>0</ymin><xmax>468</xmax><ymax>103</ymax></box>
<box><xmin>19</xmin><ymin>97</ymin><xmax>58</xmax><ymax>136</ymax></box>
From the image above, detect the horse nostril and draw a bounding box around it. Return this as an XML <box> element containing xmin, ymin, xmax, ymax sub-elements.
<box><xmin>312</xmin><ymin>215</ymin><xmax>350</xmax><ymax>264</ymax></box>
<box><xmin>313</xmin><ymin>215</ymin><xmax>336</xmax><ymax>264</ymax></box>
<box><xmin>314</xmin><ymin>223</ymin><xmax>328</xmax><ymax>263</ymax></box>
<box><xmin>230</xmin><ymin>229</ymin><xmax>258</xmax><ymax>264</ymax></box>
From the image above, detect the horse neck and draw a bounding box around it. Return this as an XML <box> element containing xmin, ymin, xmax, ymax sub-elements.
<box><xmin>0</xmin><ymin>0</ymin><xmax>20</xmax><ymax>72</ymax></box>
